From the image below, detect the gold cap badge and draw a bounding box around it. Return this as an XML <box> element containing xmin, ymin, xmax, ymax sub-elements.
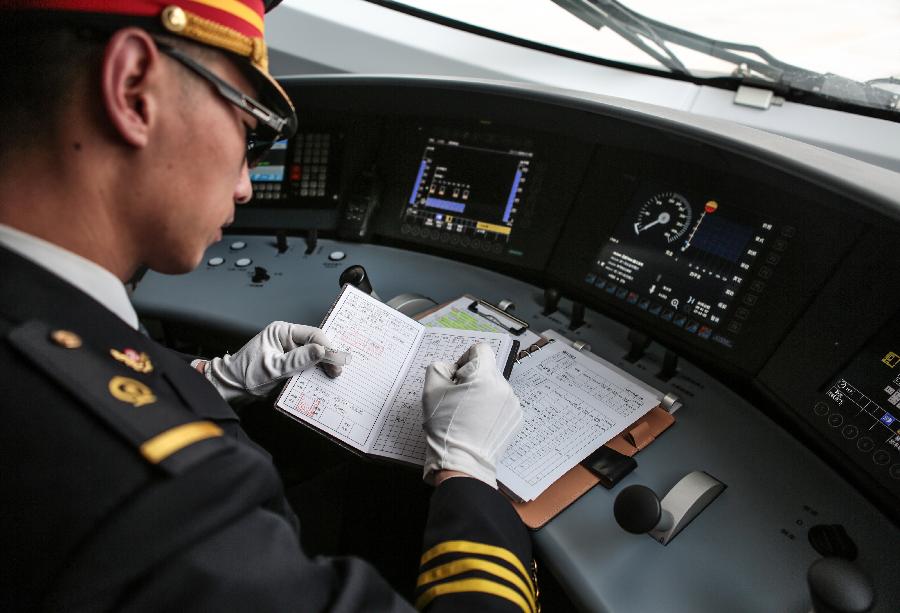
<box><xmin>50</xmin><ymin>329</ymin><xmax>82</xmax><ymax>349</ymax></box>
<box><xmin>109</xmin><ymin>376</ymin><xmax>157</xmax><ymax>408</ymax></box>
<box><xmin>111</xmin><ymin>348</ymin><xmax>154</xmax><ymax>374</ymax></box>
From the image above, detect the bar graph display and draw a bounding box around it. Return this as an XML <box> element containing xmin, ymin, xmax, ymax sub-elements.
<box><xmin>404</xmin><ymin>136</ymin><xmax>532</xmax><ymax>243</ymax></box>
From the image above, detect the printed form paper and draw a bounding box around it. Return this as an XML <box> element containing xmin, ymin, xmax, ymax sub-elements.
<box><xmin>498</xmin><ymin>342</ymin><xmax>659</xmax><ymax>501</ymax></box>
<box><xmin>277</xmin><ymin>285</ymin><xmax>513</xmax><ymax>464</ymax></box>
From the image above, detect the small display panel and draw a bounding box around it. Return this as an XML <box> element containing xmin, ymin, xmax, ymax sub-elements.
<box><xmin>814</xmin><ymin>316</ymin><xmax>900</xmax><ymax>492</ymax></box>
<box><xmin>403</xmin><ymin>137</ymin><xmax>532</xmax><ymax>244</ymax></box>
<box><xmin>249</xmin><ymin>139</ymin><xmax>287</xmax><ymax>183</ymax></box>
<box><xmin>588</xmin><ymin>185</ymin><xmax>786</xmax><ymax>347</ymax></box>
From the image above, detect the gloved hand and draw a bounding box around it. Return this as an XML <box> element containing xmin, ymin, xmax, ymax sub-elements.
<box><xmin>200</xmin><ymin>321</ymin><xmax>340</xmax><ymax>404</ymax></box>
<box><xmin>421</xmin><ymin>343</ymin><xmax>522</xmax><ymax>488</ymax></box>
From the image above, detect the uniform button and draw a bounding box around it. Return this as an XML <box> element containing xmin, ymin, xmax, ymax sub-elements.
<box><xmin>856</xmin><ymin>437</ymin><xmax>875</xmax><ymax>453</ymax></box>
<box><xmin>230</xmin><ymin>241</ymin><xmax>247</xmax><ymax>250</ymax></box>
<box><xmin>235</xmin><ymin>258</ymin><xmax>252</xmax><ymax>267</ymax></box>
<box><xmin>328</xmin><ymin>251</ymin><xmax>346</xmax><ymax>261</ymax></box>
<box><xmin>207</xmin><ymin>257</ymin><xmax>225</xmax><ymax>267</ymax></box>
<box><xmin>50</xmin><ymin>329</ymin><xmax>82</xmax><ymax>349</ymax></box>
<box><xmin>827</xmin><ymin>413</ymin><xmax>844</xmax><ymax>428</ymax></box>
<box><xmin>889</xmin><ymin>464</ymin><xmax>900</xmax><ymax>480</ymax></box>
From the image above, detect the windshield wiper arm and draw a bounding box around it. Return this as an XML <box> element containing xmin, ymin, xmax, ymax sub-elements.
<box><xmin>551</xmin><ymin>0</ymin><xmax>818</xmax><ymax>83</ymax></box>
<box><xmin>550</xmin><ymin>0</ymin><xmax>689</xmax><ymax>76</ymax></box>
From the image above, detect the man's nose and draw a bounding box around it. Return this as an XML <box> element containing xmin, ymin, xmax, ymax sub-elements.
<box><xmin>234</xmin><ymin>159</ymin><xmax>253</xmax><ymax>204</ymax></box>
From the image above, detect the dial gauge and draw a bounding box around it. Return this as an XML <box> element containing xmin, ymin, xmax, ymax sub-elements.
<box><xmin>633</xmin><ymin>192</ymin><xmax>693</xmax><ymax>245</ymax></box>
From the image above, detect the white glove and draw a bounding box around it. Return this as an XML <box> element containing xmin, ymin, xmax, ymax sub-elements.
<box><xmin>421</xmin><ymin>343</ymin><xmax>522</xmax><ymax>488</ymax></box>
<box><xmin>201</xmin><ymin>321</ymin><xmax>340</xmax><ymax>404</ymax></box>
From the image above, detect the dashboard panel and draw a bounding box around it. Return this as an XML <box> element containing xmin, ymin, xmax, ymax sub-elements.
<box><xmin>134</xmin><ymin>75</ymin><xmax>900</xmax><ymax>610</ymax></box>
<box><xmin>548</xmin><ymin>143</ymin><xmax>864</xmax><ymax>375</ymax></box>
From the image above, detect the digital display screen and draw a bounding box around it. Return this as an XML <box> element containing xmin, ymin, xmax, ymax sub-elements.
<box><xmin>249</xmin><ymin>139</ymin><xmax>288</xmax><ymax>183</ymax></box>
<box><xmin>403</xmin><ymin>137</ymin><xmax>532</xmax><ymax>243</ymax></box>
<box><xmin>588</xmin><ymin>186</ymin><xmax>777</xmax><ymax>345</ymax></box>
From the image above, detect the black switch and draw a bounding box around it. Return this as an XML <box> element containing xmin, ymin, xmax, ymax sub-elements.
<box><xmin>276</xmin><ymin>230</ymin><xmax>288</xmax><ymax>254</ymax></box>
<box><xmin>251</xmin><ymin>266</ymin><xmax>270</xmax><ymax>283</ymax></box>
<box><xmin>569</xmin><ymin>302</ymin><xmax>585</xmax><ymax>330</ymax></box>
<box><xmin>808</xmin><ymin>525</ymin><xmax>858</xmax><ymax>561</ymax></box>
<box><xmin>625</xmin><ymin>329</ymin><xmax>652</xmax><ymax>362</ymax></box>
<box><xmin>656</xmin><ymin>349</ymin><xmax>679</xmax><ymax>381</ymax></box>
<box><xmin>543</xmin><ymin>287</ymin><xmax>560</xmax><ymax>315</ymax></box>
<box><xmin>339</xmin><ymin>265</ymin><xmax>374</xmax><ymax>295</ymax></box>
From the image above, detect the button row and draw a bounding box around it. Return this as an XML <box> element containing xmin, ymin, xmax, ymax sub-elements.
<box><xmin>207</xmin><ymin>256</ymin><xmax>253</xmax><ymax>267</ymax></box>
<box><xmin>583</xmin><ymin>272</ymin><xmax>715</xmax><ymax>340</ymax></box>
<box><xmin>810</xmin><ymin>399</ymin><xmax>900</xmax><ymax>480</ymax></box>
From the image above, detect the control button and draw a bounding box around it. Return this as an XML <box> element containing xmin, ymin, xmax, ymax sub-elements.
<box><xmin>757</xmin><ymin>266</ymin><xmax>773</xmax><ymax>279</ymax></box>
<box><xmin>235</xmin><ymin>257</ymin><xmax>252</xmax><ymax>267</ymax></box>
<box><xmin>742</xmin><ymin>293</ymin><xmax>759</xmax><ymax>306</ymax></box>
<box><xmin>230</xmin><ymin>241</ymin><xmax>246</xmax><ymax>251</ymax></box>
<box><xmin>207</xmin><ymin>256</ymin><xmax>225</xmax><ymax>267</ymax></box>
<box><xmin>328</xmin><ymin>251</ymin><xmax>346</xmax><ymax>261</ymax></box>
<box><xmin>856</xmin><ymin>437</ymin><xmax>875</xmax><ymax>453</ymax></box>
<box><xmin>813</xmin><ymin>402</ymin><xmax>829</xmax><ymax>416</ymax></box>
<box><xmin>735</xmin><ymin>307</ymin><xmax>751</xmax><ymax>321</ymax></box>
<box><xmin>749</xmin><ymin>280</ymin><xmax>765</xmax><ymax>293</ymax></box>
<box><xmin>773</xmin><ymin>238</ymin><xmax>788</xmax><ymax>251</ymax></box>
<box><xmin>841</xmin><ymin>424</ymin><xmax>859</xmax><ymax>439</ymax></box>
<box><xmin>672</xmin><ymin>315</ymin><xmax>686</xmax><ymax>328</ymax></box>
<box><xmin>827</xmin><ymin>413</ymin><xmax>844</xmax><ymax>428</ymax></box>
<box><xmin>727</xmin><ymin>321</ymin><xmax>742</xmax><ymax>333</ymax></box>
<box><xmin>781</xmin><ymin>225</ymin><xmax>796</xmax><ymax>238</ymax></box>
<box><xmin>765</xmin><ymin>253</ymin><xmax>781</xmax><ymax>265</ymax></box>
<box><xmin>889</xmin><ymin>464</ymin><xmax>900</xmax><ymax>480</ymax></box>
<box><xmin>872</xmin><ymin>450</ymin><xmax>891</xmax><ymax>466</ymax></box>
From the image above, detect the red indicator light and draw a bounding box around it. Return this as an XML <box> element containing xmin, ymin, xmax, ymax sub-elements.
<box><xmin>705</xmin><ymin>201</ymin><xmax>719</xmax><ymax>214</ymax></box>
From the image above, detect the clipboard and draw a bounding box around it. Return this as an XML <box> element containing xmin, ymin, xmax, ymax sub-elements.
<box><xmin>508</xmin><ymin>335</ymin><xmax>677</xmax><ymax>529</ymax></box>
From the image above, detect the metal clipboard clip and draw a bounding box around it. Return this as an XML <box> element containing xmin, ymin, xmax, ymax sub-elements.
<box><xmin>467</xmin><ymin>299</ymin><xmax>529</xmax><ymax>336</ymax></box>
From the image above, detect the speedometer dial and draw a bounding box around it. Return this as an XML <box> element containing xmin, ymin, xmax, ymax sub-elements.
<box><xmin>632</xmin><ymin>192</ymin><xmax>693</xmax><ymax>246</ymax></box>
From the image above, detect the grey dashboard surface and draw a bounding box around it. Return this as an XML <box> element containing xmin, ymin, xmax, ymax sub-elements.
<box><xmin>133</xmin><ymin>237</ymin><xmax>900</xmax><ymax>612</ymax></box>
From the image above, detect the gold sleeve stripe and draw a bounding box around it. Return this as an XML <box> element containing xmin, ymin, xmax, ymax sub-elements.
<box><xmin>417</xmin><ymin>557</ymin><xmax>536</xmax><ymax>613</ymax></box>
<box><xmin>415</xmin><ymin>577</ymin><xmax>531</xmax><ymax>613</ymax></box>
<box><xmin>190</xmin><ymin>0</ymin><xmax>265</xmax><ymax>33</ymax></box>
<box><xmin>140</xmin><ymin>421</ymin><xmax>224</xmax><ymax>464</ymax></box>
<box><xmin>420</xmin><ymin>540</ymin><xmax>534</xmax><ymax>597</ymax></box>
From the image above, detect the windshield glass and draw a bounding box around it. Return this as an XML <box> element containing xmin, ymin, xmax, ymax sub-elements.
<box><xmin>378</xmin><ymin>0</ymin><xmax>899</xmax><ymax>113</ymax></box>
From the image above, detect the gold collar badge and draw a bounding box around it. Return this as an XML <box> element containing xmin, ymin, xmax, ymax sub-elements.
<box><xmin>111</xmin><ymin>348</ymin><xmax>154</xmax><ymax>374</ymax></box>
<box><xmin>108</xmin><ymin>376</ymin><xmax>157</xmax><ymax>408</ymax></box>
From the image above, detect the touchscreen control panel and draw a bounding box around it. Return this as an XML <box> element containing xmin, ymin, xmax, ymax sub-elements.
<box><xmin>811</xmin><ymin>316</ymin><xmax>900</xmax><ymax>496</ymax></box>
<box><xmin>400</xmin><ymin>136</ymin><xmax>533</xmax><ymax>254</ymax></box>
<box><xmin>588</xmin><ymin>185</ymin><xmax>792</xmax><ymax>349</ymax></box>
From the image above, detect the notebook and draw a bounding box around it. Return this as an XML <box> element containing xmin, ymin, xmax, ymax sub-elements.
<box><xmin>275</xmin><ymin>284</ymin><xmax>517</xmax><ymax>465</ymax></box>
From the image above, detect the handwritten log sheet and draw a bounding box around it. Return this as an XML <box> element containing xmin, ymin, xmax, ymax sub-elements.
<box><xmin>497</xmin><ymin>342</ymin><xmax>659</xmax><ymax>502</ymax></box>
<box><xmin>277</xmin><ymin>285</ymin><xmax>512</xmax><ymax>463</ymax></box>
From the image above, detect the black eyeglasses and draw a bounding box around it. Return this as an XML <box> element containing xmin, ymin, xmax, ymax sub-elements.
<box><xmin>156</xmin><ymin>43</ymin><xmax>288</xmax><ymax>168</ymax></box>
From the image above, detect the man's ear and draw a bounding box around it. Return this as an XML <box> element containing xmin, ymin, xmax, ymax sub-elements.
<box><xmin>100</xmin><ymin>28</ymin><xmax>162</xmax><ymax>149</ymax></box>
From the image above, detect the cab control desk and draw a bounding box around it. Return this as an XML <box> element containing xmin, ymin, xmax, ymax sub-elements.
<box><xmin>132</xmin><ymin>235</ymin><xmax>900</xmax><ymax>612</ymax></box>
